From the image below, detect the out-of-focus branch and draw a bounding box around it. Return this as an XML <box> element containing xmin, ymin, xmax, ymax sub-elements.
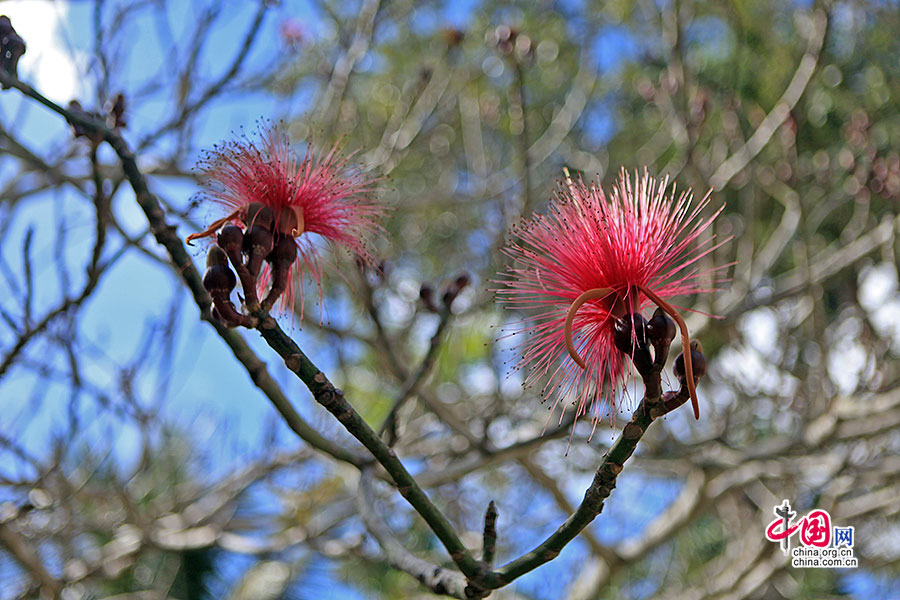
<box><xmin>734</xmin><ymin>211</ymin><xmax>899</xmax><ymax>314</ymax></box>
<box><xmin>137</xmin><ymin>2</ymin><xmax>268</xmax><ymax>151</ymax></box>
<box><xmin>477</xmin><ymin>390</ymin><xmax>667</xmax><ymax>590</ymax></box>
<box><xmin>0</xmin><ymin>71</ymin><xmax>365</xmax><ymax>469</ymax></box>
<box><xmin>380</xmin><ymin>305</ymin><xmax>454</xmax><ymax>445</ymax></box>
<box><xmin>0</xmin><ymin>160</ymin><xmax>110</xmax><ymax>378</ymax></box>
<box><xmin>316</xmin><ymin>0</ymin><xmax>381</xmax><ymax>128</ymax></box>
<box><xmin>0</xmin><ymin>521</ymin><xmax>62</xmax><ymax>598</ymax></box>
<box><xmin>357</xmin><ymin>468</ymin><xmax>470</xmax><ymax>598</ymax></box>
<box><xmin>708</xmin><ymin>9</ymin><xmax>827</xmax><ymax>190</ymax></box>
<box><xmin>517</xmin><ymin>456</ymin><xmax>620</xmax><ymax>567</ymax></box>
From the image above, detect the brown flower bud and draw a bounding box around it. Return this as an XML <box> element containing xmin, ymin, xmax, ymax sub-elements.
<box><xmin>243</xmin><ymin>202</ymin><xmax>274</xmax><ymax>230</ymax></box>
<box><xmin>673</xmin><ymin>340</ymin><xmax>706</xmax><ymax>385</ymax></box>
<box><xmin>0</xmin><ymin>16</ymin><xmax>26</xmax><ymax>86</ymax></box>
<box><xmin>442</xmin><ymin>27</ymin><xmax>465</xmax><ymax>47</ymax></box>
<box><xmin>646</xmin><ymin>307</ymin><xmax>676</xmax><ymax>347</ymax></box>
<box><xmin>217</xmin><ymin>224</ymin><xmax>244</xmax><ymax>254</ymax></box>
<box><xmin>206</xmin><ymin>245</ymin><xmax>229</xmax><ymax>268</ymax></box>
<box><xmin>419</xmin><ymin>284</ymin><xmax>438</xmax><ymax>312</ymax></box>
<box><xmin>267</xmin><ymin>233</ymin><xmax>297</xmax><ymax>267</ymax></box>
<box><xmin>613</xmin><ymin>313</ymin><xmax>648</xmax><ymax>356</ymax></box>
<box><xmin>108</xmin><ymin>93</ymin><xmax>126</xmax><ymax>128</ymax></box>
<box><xmin>647</xmin><ymin>307</ymin><xmax>677</xmax><ymax>369</ymax></box>
<box><xmin>66</xmin><ymin>100</ymin><xmax>103</xmax><ymax>142</ymax></box>
<box><xmin>243</xmin><ymin>224</ymin><xmax>275</xmax><ymax>277</ymax></box>
<box><xmin>260</xmin><ymin>234</ymin><xmax>297</xmax><ymax>311</ymax></box>
<box><xmin>203</xmin><ymin>247</ymin><xmax>236</xmax><ymax>294</ymax></box>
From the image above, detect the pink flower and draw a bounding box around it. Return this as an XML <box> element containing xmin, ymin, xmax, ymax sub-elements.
<box><xmin>188</xmin><ymin>125</ymin><xmax>383</xmax><ymax>315</ymax></box>
<box><xmin>278</xmin><ymin>19</ymin><xmax>306</xmax><ymax>49</ymax></box>
<box><xmin>496</xmin><ymin>168</ymin><xmax>725</xmax><ymax>425</ymax></box>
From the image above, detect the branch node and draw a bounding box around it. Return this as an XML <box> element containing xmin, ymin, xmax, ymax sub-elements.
<box><xmin>284</xmin><ymin>354</ymin><xmax>302</xmax><ymax>372</ymax></box>
<box><xmin>622</xmin><ymin>422</ymin><xmax>643</xmax><ymax>440</ymax></box>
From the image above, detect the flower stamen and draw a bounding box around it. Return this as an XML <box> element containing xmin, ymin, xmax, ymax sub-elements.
<box><xmin>291</xmin><ymin>208</ymin><xmax>305</xmax><ymax>237</ymax></box>
<box><xmin>186</xmin><ymin>209</ymin><xmax>241</xmax><ymax>246</ymax></box>
<box><xmin>563</xmin><ymin>287</ymin><xmax>614</xmax><ymax>369</ymax></box>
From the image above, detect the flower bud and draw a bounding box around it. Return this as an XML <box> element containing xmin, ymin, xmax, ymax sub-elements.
<box><xmin>243</xmin><ymin>224</ymin><xmax>275</xmax><ymax>277</ymax></box>
<box><xmin>441</xmin><ymin>272</ymin><xmax>471</xmax><ymax>307</ymax></box>
<box><xmin>613</xmin><ymin>313</ymin><xmax>648</xmax><ymax>355</ymax></box>
<box><xmin>420</xmin><ymin>284</ymin><xmax>438</xmax><ymax>312</ymax></box>
<box><xmin>267</xmin><ymin>233</ymin><xmax>297</xmax><ymax>267</ymax></box>
<box><xmin>217</xmin><ymin>224</ymin><xmax>244</xmax><ymax>254</ymax></box>
<box><xmin>203</xmin><ymin>247</ymin><xmax>236</xmax><ymax>294</ymax></box>
<box><xmin>260</xmin><ymin>234</ymin><xmax>298</xmax><ymax>311</ymax></box>
<box><xmin>646</xmin><ymin>307</ymin><xmax>676</xmax><ymax>347</ymax></box>
<box><xmin>243</xmin><ymin>202</ymin><xmax>274</xmax><ymax>230</ymax></box>
<box><xmin>0</xmin><ymin>16</ymin><xmax>26</xmax><ymax>86</ymax></box>
<box><xmin>673</xmin><ymin>340</ymin><xmax>707</xmax><ymax>385</ymax></box>
<box><xmin>206</xmin><ymin>245</ymin><xmax>229</xmax><ymax>268</ymax></box>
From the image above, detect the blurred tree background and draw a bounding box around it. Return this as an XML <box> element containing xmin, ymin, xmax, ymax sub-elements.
<box><xmin>1</xmin><ymin>0</ymin><xmax>899</xmax><ymax>598</ymax></box>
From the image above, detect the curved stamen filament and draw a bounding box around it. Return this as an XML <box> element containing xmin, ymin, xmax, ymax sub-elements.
<box><xmin>291</xmin><ymin>209</ymin><xmax>305</xmax><ymax>237</ymax></box>
<box><xmin>563</xmin><ymin>288</ymin><xmax>613</xmax><ymax>370</ymax></box>
<box><xmin>635</xmin><ymin>284</ymin><xmax>700</xmax><ymax>420</ymax></box>
<box><xmin>185</xmin><ymin>209</ymin><xmax>241</xmax><ymax>246</ymax></box>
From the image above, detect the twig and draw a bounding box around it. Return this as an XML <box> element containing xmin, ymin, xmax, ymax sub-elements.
<box><xmin>357</xmin><ymin>468</ymin><xmax>470</xmax><ymax>598</ymax></box>
<box><xmin>477</xmin><ymin>390</ymin><xmax>664</xmax><ymax>588</ymax></box>
<box><xmin>379</xmin><ymin>305</ymin><xmax>453</xmax><ymax>445</ymax></box>
<box><xmin>0</xmin><ymin>522</ymin><xmax>62</xmax><ymax>598</ymax></box>
<box><xmin>708</xmin><ymin>9</ymin><xmax>827</xmax><ymax>190</ymax></box>
<box><xmin>0</xmin><ymin>71</ymin><xmax>364</xmax><ymax>468</ymax></box>
<box><xmin>316</xmin><ymin>0</ymin><xmax>381</xmax><ymax>129</ymax></box>
<box><xmin>481</xmin><ymin>501</ymin><xmax>498</xmax><ymax>567</ymax></box>
<box><xmin>137</xmin><ymin>2</ymin><xmax>268</xmax><ymax>151</ymax></box>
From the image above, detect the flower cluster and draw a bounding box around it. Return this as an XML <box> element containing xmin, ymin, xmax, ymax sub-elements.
<box><xmin>190</xmin><ymin>125</ymin><xmax>383</xmax><ymax>317</ymax></box>
<box><xmin>191</xmin><ymin>124</ymin><xmax>723</xmax><ymax>427</ymax></box>
<box><xmin>496</xmin><ymin>168</ymin><xmax>724</xmax><ymax>425</ymax></box>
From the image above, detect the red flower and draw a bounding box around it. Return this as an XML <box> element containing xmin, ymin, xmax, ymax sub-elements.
<box><xmin>496</xmin><ymin>168</ymin><xmax>725</xmax><ymax>425</ymax></box>
<box><xmin>188</xmin><ymin>125</ymin><xmax>383</xmax><ymax>315</ymax></box>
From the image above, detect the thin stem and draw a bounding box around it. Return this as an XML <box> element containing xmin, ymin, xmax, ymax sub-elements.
<box><xmin>478</xmin><ymin>372</ymin><xmax>670</xmax><ymax>589</ymax></box>
<box><xmin>379</xmin><ymin>304</ymin><xmax>453</xmax><ymax>445</ymax></box>
<box><xmin>482</xmin><ymin>501</ymin><xmax>498</xmax><ymax>567</ymax></box>
<box><xmin>358</xmin><ymin>468</ymin><xmax>470</xmax><ymax>598</ymax></box>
